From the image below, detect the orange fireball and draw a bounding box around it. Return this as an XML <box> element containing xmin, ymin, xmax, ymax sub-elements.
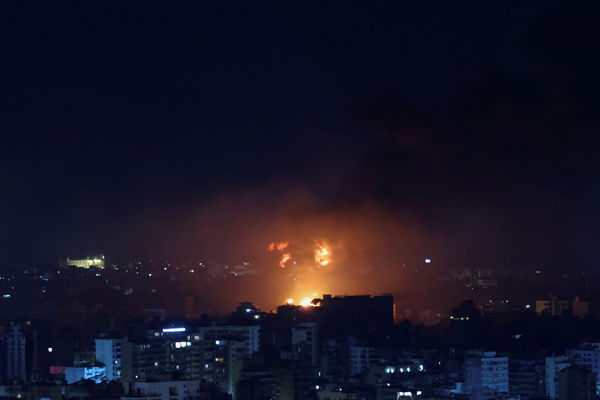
<box><xmin>268</xmin><ymin>241</ymin><xmax>288</xmax><ymax>251</ymax></box>
<box><xmin>279</xmin><ymin>252</ymin><xmax>292</xmax><ymax>268</ymax></box>
<box><xmin>314</xmin><ymin>242</ymin><xmax>330</xmax><ymax>266</ymax></box>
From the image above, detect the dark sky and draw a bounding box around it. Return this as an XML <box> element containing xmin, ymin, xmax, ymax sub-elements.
<box><xmin>1</xmin><ymin>2</ymin><xmax>600</xmax><ymax>270</ymax></box>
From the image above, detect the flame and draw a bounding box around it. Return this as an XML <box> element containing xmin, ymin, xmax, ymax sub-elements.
<box><xmin>279</xmin><ymin>252</ymin><xmax>292</xmax><ymax>268</ymax></box>
<box><xmin>268</xmin><ymin>241</ymin><xmax>288</xmax><ymax>251</ymax></box>
<box><xmin>268</xmin><ymin>241</ymin><xmax>292</xmax><ymax>268</ymax></box>
<box><xmin>286</xmin><ymin>293</ymin><xmax>319</xmax><ymax>307</ymax></box>
<box><xmin>300</xmin><ymin>297</ymin><xmax>315</xmax><ymax>307</ymax></box>
<box><xmin>286</xmin><ymin>297</ymin><xmax>317</xmax><ymax>307</ymax></box>
<box><xmin>314</xmin><ymin>242</ymin><xmax>330</xmax><ymax>267</ymax></box>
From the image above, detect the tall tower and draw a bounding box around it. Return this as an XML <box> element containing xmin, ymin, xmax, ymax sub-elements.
<box><xmin>0</xmin><ymin>323</ymin><xmax>27</xmax><ymax>381</ymax></box>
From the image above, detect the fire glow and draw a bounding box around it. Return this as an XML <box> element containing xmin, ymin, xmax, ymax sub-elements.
<box><xmin>268</xmin><ymin>241</ymin><xmax>289</xmax><ymax>251</ymax></box>
<box><xmin>285</xmin><ymin>296</ymin><xmax>318</xmax><ymax>307</ymax></box>
<box><xmin>300</xmin><ymin>297</ymin><xmax>315</xmax><ymax>307</ymax></box>
<box><xmin>269</xmin><ymin>240</ymin><xmax>331</xmax><ymax>308</ymax></box>
<box><xmin>279</xmin><ymin>253</ymin><xmax>291</xmax><ymax>268</ymax></box>
<box><xmin>314</xmin><ymin>241</ymin><xmax>330</xmax><ymax>267</ymax></box>
<box><xmin>268</xmin><ymin>240</ymin><xmax>332</xmax><ymax>269</ymax></box>
<box><xmin>268</xmin><ymin>241</ymin><xmax>292</xmax><ymax>268</ymax></box>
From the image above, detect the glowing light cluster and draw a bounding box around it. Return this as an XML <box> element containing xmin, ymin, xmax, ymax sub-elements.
<box><xmin>268</xmin><ymin>241</ymin><xmax>289</xmax><ymax>251</ymax></box>
<box><xmin>279</xmin><ymin>252</ymin><xmax>292</xmax><ymax>268</ymax></box>
<box><xmin>268</xmin><ymin>241</ymin><xmax>292</xmax><ymax>268</ymax></box>
<box><xmin>163</xmin><ymin>327</ymin><xmax>186</xmax><ymax>333</ymax></box>
<box><xmin>268</xmin><ymin>239</ymin><xmax>332</xmax><ymax>268</ymax></box>
<box><xmin>286</xmin><ymin>293</ymin><xmax>319</xmax><ymax>307</ymax></box>
<box><xmin>300</xmin><ymin>298</ymin><xmax>315</xmax><ymax>307</ymax></box>
<box><xmin>314</xmin><ymin>242</ymin><xmax>330</xmax><ymax>266</ymax></box>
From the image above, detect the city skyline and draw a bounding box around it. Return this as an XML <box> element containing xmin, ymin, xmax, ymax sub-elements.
<box><xmin>2</xmin><ymin>4</ymin><xmax>600</xmax><ymax>399</ymax></box>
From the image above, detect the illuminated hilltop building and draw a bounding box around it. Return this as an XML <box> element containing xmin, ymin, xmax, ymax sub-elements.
<box><xmin>536</xmin><ymin>296</ymin><xmax>589</xmax><ymax>318</ymax></box>
<box><xmin>60</xmin><ymin>255</ymin><xmax>105</xmax><ymax>269</ymax></box>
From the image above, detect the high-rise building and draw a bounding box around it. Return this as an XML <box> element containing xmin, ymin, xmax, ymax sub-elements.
<box><xmin>348</xmin><ymin>346</ymin><xmax>371</xmax><ymax>377</ymax></box>
<box><xmin>277</xmin><ymin>366</ymin><xmax>319</xmax><ymax>400</ymax></box>
<box><xmin>237</xmin><ymin>369</ymin><xmax>279</xmax><ymax>400</ymax></box>
<box><xmin>558</xmin><ymin>366</ymin><xmax>597</xmax><ymax>400</ymax></box>
<box><xmin>509</xmin><ymin>358</ymin><xmax>545</xmax><ymax>400</ymax></box>
<box><xmin>546</xmin><ymin>355</ymin><xmax>571</xmax><ymax>399</ymax></box>
<box><xmin>567</xmin><ymin>342</ymin><xmax>600</xmax><ymax>393</ymax></box>
<box><xmin>0</xmin><ymin>322</ymin><xmax>27</xmax><ymax>382</ymax></box>
<box><xmin>121</xmin><ymin>324</ymin><xmax>260</xmax><ymax>397</ymax></box>
<box><xmin>317</xmin><ymin>295</ymin><xmax>394</xmax><ymax>339</ymax></box>
<box><xmin>292</xmin><ymin>323</ymin><xmax>319</xmax><ymax>367</ymax></box>
<box><xmin>200</xmin><ymin>324</ymin><xmax>261</xmax><ymax>396</ymax></box>
<box><xmin>464</xmin><ymin>351</ymin><xmax>509</xmax><ymax>400</ymax></box>
<box><xmin>95</xmin><ymin>338</ymin><xmax>121</xmax><ymax>381</ymax></box>
<box><xmin>121</xmin><ymin>327</ymin><xmax>204</xmax><ymax>394</ymax></box>
<box><xmin>200</xmin><ymin>325</ymin><xmax>260</xmax><ymax>358</ymax></box>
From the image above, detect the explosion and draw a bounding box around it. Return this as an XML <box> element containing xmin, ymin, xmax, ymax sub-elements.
<box><xmin>268</xmin><ymin>239</ymin><xmax>332</xmax><ymax>269</ymax></box>
<box><xmin>268</xmin><ymin>241</ymin><xmax>288</xmax><ymax>251</ymax></box>
<box><xmin>285</xmin><ymin>295</ymin><xmax>318</xmax><ymax>307</ymax></box>
<box><xmin>268</xmin><ymin>241</ymin><xmax>292</xmax><ymax>268</ymax></box>
<box><xmin>314</xmin><ymin>241</ymin><xmax>330</xmax><ymax>266</ymax></box>
<box><xmin>268</xmin><ymin>240</ymin><xmax>331</xmax><ymax>306</ymax></box>
<box><xmin>279</xmin><ymin>252</ymin><xmax>291</xmax><ymax>268</ymax></box>
<box><xmin>300</xmin><ymin>297</ymin><xmax>315</xmax><ymax>307</ymax></box>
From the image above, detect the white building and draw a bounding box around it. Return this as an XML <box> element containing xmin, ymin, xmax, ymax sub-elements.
<box><xmin>567</xmin><ymin>343</ymin><xmax>600</xmax><ymax>395</ymax></box>
<box><xmin>464</xmin><ymin>351</ymin><xmax>509</xmax><ymax>400</ymax></box>
<box><xmin>546</xmin><ymin>355</ymin><xmax>571</xmax><ymax>399</ymax></box>
<box><xmin>292</xmin><ymin>322</ymin><xmax>319</xmax><ymax>367</ymax></box>
<box><xmin>121</xmin><ymin>380</ymin><xmax>201</xmax><ymax>400</ymax></box>
<box><xmin>349</xmin><ymin>346</ymin><xmax>371</xmax><ymax>377</ymax></box>
<box><xmin>95</xmin><ymin>338</ymin><xmax>121</xmax><ymax>381</ymax></box>
<box><xmin>65</xmin><ymin>366</ymin><xmax>106</xmax><ymax>384</ymax></box>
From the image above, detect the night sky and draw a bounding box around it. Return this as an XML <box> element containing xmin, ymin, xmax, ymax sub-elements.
<box><xmin>2</xmin><ymin>2</ymin><xmax>600</xmax><ymax>270</ymax></box>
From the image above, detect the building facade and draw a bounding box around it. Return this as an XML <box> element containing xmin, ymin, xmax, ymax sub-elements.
<box><xmin>95</xmin><ymin>338</ymin><xmax>122</xmax><ymax>381</ymax></box>
<box><xmin>0</xmin><ymin>323</ymin><xmax>27</xmax><ymax>382</ymax></box>
<box><xmin>464</xmin><ymin>351</ymin><xmax>509</xmax><ymax>400</ymax></box>
<box><xmin>546</xmin><ymin>355</ymin><xmax>571</xmax><ymax>399</ymax></box>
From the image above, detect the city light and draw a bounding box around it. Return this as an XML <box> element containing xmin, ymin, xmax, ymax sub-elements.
<box><xmin>162</xmin><ymin>327</ymin><xmax>186</xmax><ymax>333</ymax></box>
<box><xmin>0</xmin><ymin>7</ymin><xmax>591</xmax><ymax>398</ymax></box>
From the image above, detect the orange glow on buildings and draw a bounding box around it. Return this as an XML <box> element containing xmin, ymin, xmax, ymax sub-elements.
<box><xmin>300</xmin><ymin>297</ymin><xmax>315</xmax><ymax>307</ymax></box>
